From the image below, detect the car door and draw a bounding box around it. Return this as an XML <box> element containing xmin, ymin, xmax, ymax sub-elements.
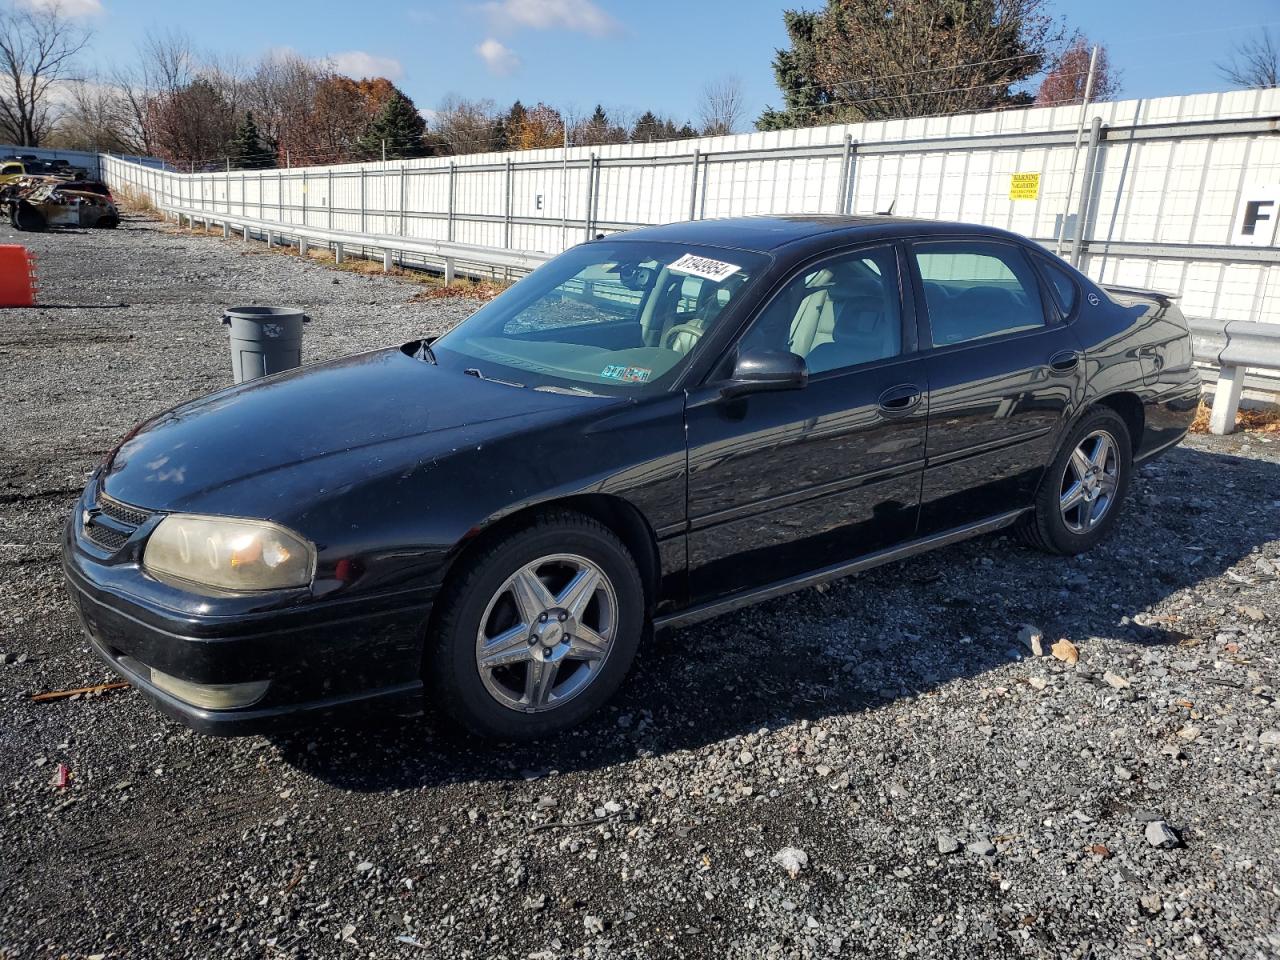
<box><xmin>909</xmin><ymin>238</ymin><xmax>1087</xmax><ymax>534</ymax></box>
<box><xmin>684</xmin><ymin>242</ymin><xmax>928</xmax><ymax>604</ymax></box>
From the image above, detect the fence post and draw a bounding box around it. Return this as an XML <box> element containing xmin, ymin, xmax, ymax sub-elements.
<box><xmin>278</xmin><ymin>170</ymin><xmax>283</xmax><ymax>223</ymax></box>
<box><xmin>327</xmin><ymin>169</ymin><xmax>334</xmax><ymax>230</ymax></box>
<box><xmin>1070</xmin><ymin>117</ymin><xmax>1103</xmax><ymax>269</ymax></box>
<box><xmin>301</xmin><ymin>170</ymin><xmax>307</xmax><ymax>227</ymax></box>
<box><xmin>591</xmin><ymin>155</ymin><xmax>602</xmax><ymax>239</ymax></box>
<box><xmin>447</xmin><ymin>161</ymin><xmax>456</xmax><ymax>242</ymax></box>
<box><xmin>836</xmin><ymin>134</ymin><xmax>856</xmax><ymax>214</ymax></box>
<box><xmin>359</xmin><ymin>168</ymin><xmax>366</xmax><ymax>234</ymax></box>
<box><xmin>504</xmin><ymin>158</ymin><xmax>513</xmax><ymax>249</ymax></box>
<box><xmin>584</xmin><ymin>153</ymin><xmax>597</xmax><ymax>241</ymax></box>
<box><xmin>399</xmin><ymin>166</ymin><xmax>406</xmax><ymax>237</ymax></box>
<box><xmin>688</xmin><ymin>149</ymin><xmax>700</xmax><ymax>221</ymax></box>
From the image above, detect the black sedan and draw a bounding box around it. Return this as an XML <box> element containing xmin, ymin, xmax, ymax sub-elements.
<box><xmin>62</xmin><ymin>216</ymin><xmax>1200</xmax><ymax>739</ymax></box>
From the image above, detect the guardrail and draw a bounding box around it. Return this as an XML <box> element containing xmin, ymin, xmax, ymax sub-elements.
<box><xmin>162</xmin><ymin>201</ymin><xmax>552</xmax><ymax>283</ymax></box>
<box><xmin>1189</xmin><ymin>317</ymin><xmax>1280</xmax><ymax>434</ymax></box>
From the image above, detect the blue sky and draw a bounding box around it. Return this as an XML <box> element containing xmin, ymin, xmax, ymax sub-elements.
<box><xmin>58</xmin><ymin>0</ymin><xmax>1280</xmax><ymax>126</ymax></box>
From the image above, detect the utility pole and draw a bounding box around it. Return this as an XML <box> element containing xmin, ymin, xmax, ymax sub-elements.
<box><xmin>1055</xmin><ymin>45</ymin><xmax>1100</xmax><ymax>256</ymax></box>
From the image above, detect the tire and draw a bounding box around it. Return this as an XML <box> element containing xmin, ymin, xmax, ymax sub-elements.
<box><xmin>426</xmin><ymin>510</ymin><xmax>644</xmax><ymax>739</ymax></box>
<box><xmin>94</xmin><ymin>215</ymin><xmax>119</xmax><ymax>229</ymax></box>
<box><xmin>12</xmin><ymin>201</ymin><xmax>45</xmax><ymax>232</ymax></box>
<box><xmin>1020</xmin><ymin>407</ymin><xmax>1133</xmax><ymax>555</ymax></box>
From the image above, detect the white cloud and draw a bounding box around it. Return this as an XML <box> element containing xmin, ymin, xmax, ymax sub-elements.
<box><xmin>17</xmin><ymin>0</ymin><xmax>104</xmax><ymax>16</ymax></box>
<box><xmin>482</xmin><ymin>0</ymin><xmax>617</xmax><ymax>36</ymax></box>
<box><xmin>330</xmin><ymin>50</ymin><xmax>404</xmax><ymax>80</ymax></box>
<box><xmin>475</xmin><ymin>38</ymin><xmax>520</xmax><ymax>75</ymax></box>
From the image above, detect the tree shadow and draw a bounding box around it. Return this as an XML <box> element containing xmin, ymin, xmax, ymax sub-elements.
<box><xmin>273</xmin><ymin>444</ymin><xmax>1279</xmax><ymax>792</ymax></box>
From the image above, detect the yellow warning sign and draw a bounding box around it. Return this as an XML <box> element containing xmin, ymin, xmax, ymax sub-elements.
<box><xmin>1010</xmin><ymin>172</ymin><xmax>1041</xmax><ymax>200</ymax></box>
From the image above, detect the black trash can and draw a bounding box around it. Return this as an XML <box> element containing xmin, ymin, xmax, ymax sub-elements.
<box><xmin>221</xmin><ymin>306</ymin><xmax>309</xmax><ymax>384</ymax></box>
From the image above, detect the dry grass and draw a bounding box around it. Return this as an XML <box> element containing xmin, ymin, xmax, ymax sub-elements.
<box><xmin>1189</xmin><ymin>398</ymin><xmax>1280</xmax><ymax>434</ymax></box>
<box><xmin>411</xmin><ymin>278</ymin><xmax>508</xmax><ymax>302</ymax></box>
<box><xmin>112</xmin><ymin>186</ymin><xmax>159</xmax><ymax>218</ymax></box>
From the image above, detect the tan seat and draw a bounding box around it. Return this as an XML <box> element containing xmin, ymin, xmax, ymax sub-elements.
<box><xmin>786</xmin><ymin>268</ymin><xmax>839</xmax><ymax>356</ymax></box>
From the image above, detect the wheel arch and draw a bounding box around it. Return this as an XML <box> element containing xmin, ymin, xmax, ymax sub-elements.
<box><xmin>1091</xmin><ymin>391</ymin><xmax>1145</xmax><ymax>454</ymax></box>
<box><xmin>435</xmin><ymin>493</ymin><xmax>663</xmax><ymax>617</ymax></box>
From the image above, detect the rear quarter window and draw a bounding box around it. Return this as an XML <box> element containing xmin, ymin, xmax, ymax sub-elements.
<box><xmin>1036</xmin><ymin>256</ymin><xmax>1080</xmax><ymax>316</ymax></box>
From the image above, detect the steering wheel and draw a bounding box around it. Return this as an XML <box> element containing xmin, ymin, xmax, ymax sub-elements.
<box><xmin>661</xmin><ymin>323</ymin><xmax>705</xmax><ymax>351</ymax></box>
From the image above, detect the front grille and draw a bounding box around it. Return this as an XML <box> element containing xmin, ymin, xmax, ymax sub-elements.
<box><xmin>82</xmin><ymin>494</ymin><xmax>151</xmax><ymax>553</ymax></box>
<box><xmin>85</xmin><ymin>521</ymin><xmax>130</xmax><ymax>551</ymax></box>
<box><xmin>98</xmin><ymin>495</ymin><xmax>150</xmax><ymax>527</ymax></box>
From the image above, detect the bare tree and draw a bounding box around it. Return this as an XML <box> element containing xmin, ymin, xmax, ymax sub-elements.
<box><xmin>698</xmin><ymin>75</ymin><xmax>746</xmax><ymax>136</ymax></box>
<box><xmin>48</xmin><ymin>78</ymin><xmax>130</xmax><ymax>151</ymax></box>
<box><xmin>0</xmin><ymin>1</ymin><xmax>91</xmax><ymax>146</ymax></box>
<box><xmin>115</xmin><ymin>32</ymin><xmax>188</xmax><ymax>153</ymax></box>
<box><xmin>1218</xmin><ymin>29</ymin><xmax>1279</xmax><ymax>89</ymax></box>
<box><xmin>432</xmin><ymin>94</ymin><xmax>499</xmax><ymax>154</ymax></box>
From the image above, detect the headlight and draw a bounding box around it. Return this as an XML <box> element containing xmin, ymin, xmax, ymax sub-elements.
<box><xmin>143</xmin><ymin>515</ymin><xmax>315</xmax><ymax>593</ymax></box>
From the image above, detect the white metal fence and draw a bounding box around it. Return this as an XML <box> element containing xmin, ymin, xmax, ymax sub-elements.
<box><xmin>100</xmin><ymin>87</ymin><xmax>1280</xmax><ymax>332</ymax></box>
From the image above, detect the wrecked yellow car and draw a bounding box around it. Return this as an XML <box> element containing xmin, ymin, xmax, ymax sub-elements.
<box><xmin>1</xmin><ymin>176</ymin><xmax>119</xmax><ymax>231</ymax></box>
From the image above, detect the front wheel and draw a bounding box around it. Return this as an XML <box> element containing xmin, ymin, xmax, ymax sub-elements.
<box><xmin>427</xmin><ymin>511</ymin><xmax>644</xmax><ymax>739</ymax></box>
<box><xmin>1021</xmin><ymin>407</ymin><xmax>1133</xmax><ymax>555</ymax></box>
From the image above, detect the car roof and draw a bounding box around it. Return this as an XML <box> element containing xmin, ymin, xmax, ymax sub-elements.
<box><xmin>609</xmin><ymin>215</ymin><xmax>1031</xmax><ymax>255</ymax></box>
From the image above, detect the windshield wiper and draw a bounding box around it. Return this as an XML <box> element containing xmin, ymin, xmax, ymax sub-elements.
<box><xmin>464</xmin><ymin>367</ymin><xmax>525</xmax><ymax>389</ymax></box>
<box><xmin>414</xmin><ymin>340</ymin><xmax>437</xmax><ymax>364</ymax></box>
<box><xmin>534</xmin><ymin>384</ymin><xmax>603</xmax><ymax>397</ymax></box>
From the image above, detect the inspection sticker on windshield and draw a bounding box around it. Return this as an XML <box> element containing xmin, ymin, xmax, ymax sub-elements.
<box><xmin>667</xmin><ymin>253</ymin><xmax>741</xmax><ymax>283</ymax></box>
<box><xmin>601</xmin><ymin>364</ymin><xmax>652</xmax><ymax>383</ymax></box>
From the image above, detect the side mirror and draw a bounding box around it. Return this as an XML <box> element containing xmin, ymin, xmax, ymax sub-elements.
<box><xmin>722</xmin><ymin>349</ymin><xmax>808</xmax><ymax>398</ymax></box>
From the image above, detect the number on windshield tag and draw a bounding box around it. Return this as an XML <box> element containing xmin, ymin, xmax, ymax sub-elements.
<box><xmin>668</xmin><ymin>254</ymin><xmax>741</xmax><ymax>283</ymax></box>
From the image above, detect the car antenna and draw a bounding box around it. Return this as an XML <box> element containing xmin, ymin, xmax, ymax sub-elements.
<box><xmin>878</xmin><ymin>200</ymin><xmax>896</xmax><ymax>216</ymax></box>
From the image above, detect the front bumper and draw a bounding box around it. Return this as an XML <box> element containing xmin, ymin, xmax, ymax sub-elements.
<box><xmin>62</xmin><ymin>494</ymin><xmax>436</xmax><ymax>736</ymax></box>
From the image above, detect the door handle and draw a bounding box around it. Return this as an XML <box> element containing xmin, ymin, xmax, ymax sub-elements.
<box><xmin>877</xmin><ymin>384</ymin><xmax>922</xmax><ymax>413</ymax></box>
<box><xmin>1049</xmin><ymin>350</ymin><xmax>1081</xmax><ymax>374</ymax></box>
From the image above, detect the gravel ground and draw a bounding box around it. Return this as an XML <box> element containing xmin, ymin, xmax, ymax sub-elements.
<box><xmin>1</xmin><ymin>214</ymin><xmax>1278</xmax><ymax>960</ymax></box>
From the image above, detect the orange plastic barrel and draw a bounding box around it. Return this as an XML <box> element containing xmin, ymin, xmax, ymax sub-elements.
<box><xmin>0</xmin><ymin>245</ymin><xmax>37</xmax><ymax>307</ymax></box>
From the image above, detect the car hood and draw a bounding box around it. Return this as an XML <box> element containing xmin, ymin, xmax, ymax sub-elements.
<box><xmin>100</xmin><ymin>345</ymin><xmax>606</xmax><ymax>515</ymax></box>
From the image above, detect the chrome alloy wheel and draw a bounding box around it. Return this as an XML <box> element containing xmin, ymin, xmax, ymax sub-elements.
<box><xmin>1060</xmin><ymin>429</ymin><xmax>1120</xmax><ymax>534</ymax></box>
<box><xmin>475</xmin><ymin>553</ymin><xmax>618</xmax><ymax>713</ymax></box>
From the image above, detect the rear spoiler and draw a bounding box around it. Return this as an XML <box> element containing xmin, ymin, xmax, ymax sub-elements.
<box><xmin>1100</xmin><ymin>284</ymin><xmax>1181</xmax><ymax>307</ymax></box>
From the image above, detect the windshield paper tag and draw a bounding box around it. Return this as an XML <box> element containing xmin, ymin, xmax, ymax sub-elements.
<box><xmin>601</xmin><ymin>364</ymin><xmax>652</xmax><ymax>383</ymax></box>
<box><xmin>668</xmin><ymin>253</ymin><xmax>741</xmax><ymax>283</ymax></box>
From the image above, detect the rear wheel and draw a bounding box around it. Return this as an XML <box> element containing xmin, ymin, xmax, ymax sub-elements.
<box><xmin>1021</xmin><ymin>407</ymin><xmax>1132</xmax><ymax>555</ymax></box>
<box><xmin>427</xmin><ymin>511</ymin><xmax>644</xmax><ymax>739</ymax></box>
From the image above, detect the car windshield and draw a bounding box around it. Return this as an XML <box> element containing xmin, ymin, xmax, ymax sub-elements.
<box><xmin>430</xmin><ymin>240</ymin><xmax>769</xmax><ymax>395</ymax></box>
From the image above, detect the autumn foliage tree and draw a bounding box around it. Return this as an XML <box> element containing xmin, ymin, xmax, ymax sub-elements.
<box><xmin>514</xmin><ymin>102</ymin><xmax>564</xmax><ymax>149</ymax></box>
<box><xmin>146</xmin><ymin>76</ymin><xmax>236</xmax><ymax>167</ymax></box>
<box><xmin>1036</xmin><ymin>38</ymin><xmax>1118</xmax><ymax>106</ymax></box>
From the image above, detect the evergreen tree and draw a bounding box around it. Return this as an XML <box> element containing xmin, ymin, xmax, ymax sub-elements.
<box><xmin>631</xmin><ymin>110</ymin><xmax>662</xmax><ymax>142</ymax></box>
<box><xmin>757</xmin><ymin>10</ymin><xmax>831</xmax><ymax>131</ymax></box>
<box><xmin>491</xmin><ymin>115</ymin><xmax>509</xmax><ymax>151</ymax></box>
<box><xmin>229</xmin><ymin>111</ymin><xmax>275</xmax><ymax>169</ymax></box>
<box><xmin>357</xmin><ymin>90</ymin><xmax>427</xmax><ymax>159</ymax></box>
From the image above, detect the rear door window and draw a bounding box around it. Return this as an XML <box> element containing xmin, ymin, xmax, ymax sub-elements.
<box><xmin>913</xmin><ymin>241</ymin><xmax>1045</xmax><ymax>347</ymax></box>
